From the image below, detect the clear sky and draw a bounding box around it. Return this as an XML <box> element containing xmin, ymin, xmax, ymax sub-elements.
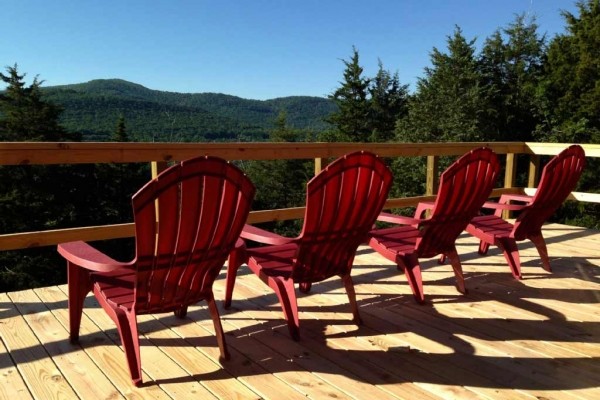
<box><xmin>1</xmin><ymin>0</ymin><xmax>577</xmax><ymax>100</ymax></box>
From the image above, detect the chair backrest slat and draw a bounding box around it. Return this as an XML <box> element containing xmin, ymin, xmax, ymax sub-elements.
<box><xmin>293</xmin><ymin>151</ymin><xmax>393</xmax><ymax>282</ymax></box>
<box><xmin>131</xmin><ymin>156</ymin><xmax>255</xmax><ymax>314</ymax></box>
<box><xmin>513</xmin><ymin>145</ymin><xmax>585</xmax><ymax>240</ymax></box>
<box><xmin>417</xmin><ymin>147</ymin><xmax>500</xmax><ymax>257</ymax></box>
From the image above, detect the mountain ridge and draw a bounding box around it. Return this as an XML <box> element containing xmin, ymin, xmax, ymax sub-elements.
<box><xmin>42</xmin><ymin>79</ymin><xmax>336</xmax><ymax>141</ymax></box>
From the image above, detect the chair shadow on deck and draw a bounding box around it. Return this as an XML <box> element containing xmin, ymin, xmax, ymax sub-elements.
<box><xmin>3</xmin><ymin>232</ymin><xmax>599</xmax><ymax>392</ymax></box>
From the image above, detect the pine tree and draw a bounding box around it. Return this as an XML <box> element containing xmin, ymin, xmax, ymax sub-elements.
<box><xmin>537</xmin><ymin>0</ymin><xmax>600</xmax><ymax>229</ymax></box>
<box><xmin>0</xmin><ymin>65</ymin><xmax>81</xmax><ymax>291</ymax></box>
<box><xmin>112</xmin><ymin>114</ymin><xmax>129</xmax><ymax>142</ymax></box>
<box><xmin>325</xmin><ymin>47</ymin><xmax>371</xmax><ymax>142</ymax></box>
<box><xmin>0</xmin><ymin>65</ymin><xmax>79</xmax><ymax>141</ymax></box>
<box><xmin>479</xmin><ymin>15</ymin><xmax>545</xmax><ymax>141</ymax></box>
<box><xmin>244</xmin><ymin>111</ymin><xmax>311</xmax><ymax>236</ymax></box>
<box><xmin>369</xmin><ymin>61</ymin><xmax>409</xmax><ymax>142</ymax></box>
<box><xmin>537</xmin><ymin>0</ymin><xmax>600</xmax><ymax>143</ymax></box>
<box><xmin>396</xmin><ymin>27</ymin><xmax>486</xmax><ymax>143</ymax></box>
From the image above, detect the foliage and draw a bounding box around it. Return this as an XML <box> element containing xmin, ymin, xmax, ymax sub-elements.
<box><xmin>3</xmin><ymin>0</ymin><xmax>600</xmax><ymax>292</ymax></box>
<box><xmin>535</xmin><ymin>0</ymin><xmax>600</xmax><ymax>228</ymax></box>
<box><xmin>369</xmin><ymin>61</ymin><xmax>409</xmax><ymax>142</ymax></box>
<box><xmin>325</xmin><ymin>47</ymin><xmax>372</xmax><ymax>142</ymax></box>
<box><xmin>324</xmin><ymin>48</ymin><xmax>409</xmax><ymax>143</ymax></box>
<box><xmin>0</xmin><ymin>65</ymin><xmax>82</xmax><ymax>291</ymax></box>
<box><xmin>478</xmin><ymin>15</ymin><xmax>546</xmax><ymax>141</ymax></box>
<box><xmin>396</xmin><ymin>27</ymin><xmax>486</xmax><ymax>143</ymax></box>
<box><xmin>243</xmin><ymin>111</ymin><xmax>312</xmax><ymax>237</ymax></box>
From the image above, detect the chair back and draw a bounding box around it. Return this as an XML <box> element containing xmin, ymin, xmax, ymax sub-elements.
<box><xmin>417</xmin><ymin>147</ymin><xmax>500</xmax><ymax>257</ymax></box>
<box><xmin>293</xmin><ymin>151</ymin><xmax>393</xmax><ymax>282</ymax></box>
<box><xmin>513</xmin><ymin>144</ymin><xmax>585</xmax><ymax>240</ymax></box>
<box><xmin>131</xmin><ymin>156</ymin><xmax>255</xmax><ymax>313</ymax></box>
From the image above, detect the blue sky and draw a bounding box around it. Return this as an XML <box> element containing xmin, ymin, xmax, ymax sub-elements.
<box><xmin>2</xmin><ymin>0</ymin><xmax>577</xmax><ymax>100</ymax></box>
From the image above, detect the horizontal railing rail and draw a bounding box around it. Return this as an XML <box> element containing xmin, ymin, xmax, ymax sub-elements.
<box><xmin>1</xmin><ymin>141</ymin><xmax>599</xmax><ymax>251</ymax></box>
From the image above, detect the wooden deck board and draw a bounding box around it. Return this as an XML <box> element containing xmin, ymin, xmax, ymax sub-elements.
<box><xmin>1</xmin><ymin>222</ymin><xmax>599</xmax><ymax>399</ymax></box>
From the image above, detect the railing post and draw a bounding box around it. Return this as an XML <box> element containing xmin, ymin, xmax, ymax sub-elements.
<box><xmin>426</xmin><ymin>155</ymin><xmax>439</xmax><ymax>196</ymax></box>
<box><xmin>151</xmin><ymin>161</ymin><xmax>169</xmax><ymax>223</ymax></box>
<box><xmin>528</xmin><ymin>154</ymin><xmax>540</xmax><ymax>188</ymax></box>
<box><xmin>314</xmin><ymin>157</ymin><xmax>322</xmax><ymax>176</ymax></box>
<box><xmin>504</xmin><ymin>153</ymin><xmax>517</xmax><ymax>219</ymax></box>
<box><xmin>151</xmin><ymin>161</ymin><xmax>168</xmax><ymax>179</ymax></box>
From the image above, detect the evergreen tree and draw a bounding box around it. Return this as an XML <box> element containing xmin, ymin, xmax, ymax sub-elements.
<box><xmin>324</xmin><ymin>47</ymin><xmax>371</xmax><ymax>142</ymax></box>
<box><xmin>0</xmin><ymin>65</ymin><xmax>82</xmax><ymax>291</ymax></box>
<box><xmin>369</xmin><ymin>61</ymin><xmax>409</xmax><ymax>142</ymax></box>
<box><xmin>537</xmin><ymin>0</ymin><xmax>600</xmax><ymax>143</ymax></box>
<box><xmin>244</xmin><ymin>111</ymin><xmax>311</xmax><ymax>236</ymax></box>
<box><xmin>479</xmin><ymin>15</ymin><xmax>545</xmax><ymax>141</ymax></box>
<box><xmin>396</xmin><ymin>27</ymin><xmax>486</xmax><ymax>143</ymax></box>
<box><xmin>537</xmin><ymin>0</ymin><xmax>600</xmax><ymax>229</ymax></box>
<box><xmin>113</xmin><ymin>114</ymin><xmax>129</xmax><ymax>142</ymax></box>
<box><xmin>0</xmin><ymin>65</ymin><xmax>79</xmax><ymax>141</ymax></box>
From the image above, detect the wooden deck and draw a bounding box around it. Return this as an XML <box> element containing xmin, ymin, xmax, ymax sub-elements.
<box><xmin>1</xmin><ymin>222</ymin><xmax>599</xmax><ymax>399</ymax></box>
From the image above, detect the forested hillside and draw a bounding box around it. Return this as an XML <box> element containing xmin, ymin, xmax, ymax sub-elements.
<box><xmin>42</xmin><ymin>79</ymin><xmax>336</xmax><ymax>141</ymax></box>
<box><xmin>1</xmin><ymin>0</ymin><xmax>599</xmax><ymax>292</ymax></box>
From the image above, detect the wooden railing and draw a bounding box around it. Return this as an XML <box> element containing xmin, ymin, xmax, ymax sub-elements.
<box><xmin>1</xmin><ymin>141</ymin><xmax>599</xmax><ymax>251</ymax></box>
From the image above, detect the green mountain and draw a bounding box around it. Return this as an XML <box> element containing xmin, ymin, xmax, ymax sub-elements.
<box><xmin>41</xmin><ymin>79</ymin><xmax>336</xmax><ymax>141</ymax></box>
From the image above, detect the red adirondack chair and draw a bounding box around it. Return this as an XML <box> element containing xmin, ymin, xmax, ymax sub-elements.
<box><xmin>466</xmin><ymin>144</ymin><xmax>585</xmax><ymax>279</ymax></box>
<box><xmin>225</xmin><ymin>151</ymin><xmax>393</xmax><ymax>340</ymax></box>
<box><xmin>369</xmin><ymin>147</ymin><xmax>500</xmax><ymax>303</ymax></box>
<box><xmin>57</xmin><ymin>156</ymin><xmax>255</xmax><ymax>386</ymax></box>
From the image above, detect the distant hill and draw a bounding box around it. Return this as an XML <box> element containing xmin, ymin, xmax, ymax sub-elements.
<box><xmin>41</xmin><ymin>79</ymin><xmax>336</xmax><ymax>141</ymax></box>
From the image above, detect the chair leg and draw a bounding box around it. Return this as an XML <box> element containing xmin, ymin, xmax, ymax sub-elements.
<box><xmin>342</xmin><ymin>274</ymin><xmax>362</xmax><ymax>325</ymax></box>
<box><xmin>399</xmin><ymin>254</ymin><xmax>425</xmax><ymax>304</ymax></box>
<box><xmin>224</xmin><ymin>242</ymin><xmax>247</xmax><ymax>309</ymax></box>
<box><xmin>478</xmin><ymin>240</ymin><xmax>490</xmax><ymax>255</ymax></box>
<box><xmin>529</xmin><ymin>233</ymin><xmax>551</xmax><ymax>272</ymax></box>
<box><xmin>267</xmin><ymin>277</ymin><xmax>300</xmax><ymax>340</ymax></box>
<box><xmin>299</xmin><ymin>282</ymin><xmax>312</xmax><ymax>293</ymax></box>
<box><xmin>114</xmin><ymin>309</ymin><xmax>142</xmax><ymax>387</ymax></box>
<box><xmin>67</xmin><ymin>261</ymin><xmax>92</xmax><ymax>344</ymax></box>
<box><xmin>174</xmin><ymin>306</ymin><xmax>188</xmax><ymax>318</ymax></box>
<box><xmin>206</xmin><ymin>294</ymin><xmax>230</xmax><ymax>361</ymax></box>
<box><xmin>497</xmin><ymin>238</ymin><xmax>522</xmax><ymax>279</ymax></box>
<box><xmin>446</xmin><ymin>249</ymin><xmax>467</xmax><ymax>294</ymax></box>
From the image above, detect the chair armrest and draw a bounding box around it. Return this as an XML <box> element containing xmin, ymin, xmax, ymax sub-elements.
<box><xmin>498</xmin><ymin>194</ymin><xmax>534</xmax><ymax>205</ymax></box>
<box><xmin>415</xmin><ymin>201</ymin><xmax>435</xmax><ymax>219</ymax></box>
<box><xmin>240</xmin><ymin>224</ymin><xmax>296</xmax><ymax>246</ymax></box>
<box><xmin>481</xmin><ymin>201</ymin><xmax>528</xmax><ymax>211</ymax></box>
<box><xmin>377</xmin><ymin>211</ymin><xmax>425</xmax><ymax>226</ymax></box>
<box><xmin>57</xmin><ymin>241</ymin><xmax>130</xmax><ymax>272</ymax></box>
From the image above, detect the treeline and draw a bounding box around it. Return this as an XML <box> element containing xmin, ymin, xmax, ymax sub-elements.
<box><xmin>1</xmin><ymin>0</ymin><xmax>599</xmax><ymax>292</ymax></box>
<box><xmin>319</xmin><ymin>4</ymin><xmax>599</xmax><ymax>225</ymax></box>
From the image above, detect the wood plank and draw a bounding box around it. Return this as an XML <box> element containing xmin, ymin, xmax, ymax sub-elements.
<box><xmin>228</xmin><ymin>271</ymin><xmax>492</xmax><ymax>400</ymax></box>
<box><xmin>218</xmin><ymin>283</ymin><xmax>404</xmax><ymax>400</ymax></box>
<box><xmin>0</xmin><ymin>292</ymin><xmax>79</xmax><ymax>400</ymax></box>
<box><xmin>159</xmin><ymin>306</ymin><xmax>311</xmax><ymax>400</ymax></box>
<box><xmin>0</xmin><ymin>330</ymin><xmax>33</xmax><ymax>400</ymax></box>
<box><xmin>0</xmin><ymin>141</ymin><xmax>529</xmax><ymax>166</ymax></box>
<box><xmin>8</xmin><ymin>289</ymin><xmax>124</xmax><ymax>400</ymax></box>
<box><xmin>295</xmin><ymin>278</ymin><xmax>538</xmax><ymax>400</ymax></box>
<box><xmin>138</xmin><ymin>311</ymin><xmax>262</xmax><ymax>400</ymax></box>
<box><xmin>1</xmin><ymin>222</ymin><xmax>599</xmax><ymax>399</ymax></box>
<box><xmin>72</xmin><ymin>293</ymin><xmax>218</xmax><ymax>399</ymax></box>
<box><xmin>40</xmin><ymin>286</ymin><xmax>170</xmax><ymax>399</ymax></box>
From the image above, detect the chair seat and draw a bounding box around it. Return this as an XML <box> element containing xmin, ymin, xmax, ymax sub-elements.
<box><xmin>93</xmin><ymin>268</ymin><xmax>136</xmax><ymax>310</ymax></box>
<box><xmin>369</xmin><ymin>225</ymin><xmax>420</xmax><ymax>260</ymax></box>
<box><xmin>467</xmin><ymin>214</ymin><xmax>514</xmax><ymax>242</ymax></box>
<box><xmin>247</xmin><ymin>243</ymin><xmax>298</xmax><ymax>278</ymax></box>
